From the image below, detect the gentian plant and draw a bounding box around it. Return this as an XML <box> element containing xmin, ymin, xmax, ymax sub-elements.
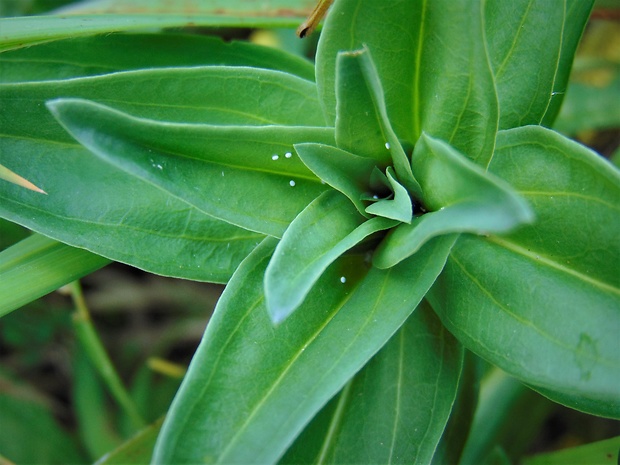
<box><xmin>0</xmin><ymin>0</ymin><xmax>618</xmax><ymax>464</ymax></box>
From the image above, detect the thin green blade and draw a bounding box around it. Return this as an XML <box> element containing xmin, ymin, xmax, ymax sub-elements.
<box><xmin>0</xmin><ymin>233</ymin><xmax>110</xmax><ymax>317</ymax></box>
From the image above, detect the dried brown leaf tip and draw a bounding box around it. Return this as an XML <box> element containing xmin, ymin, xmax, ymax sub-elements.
<box><xmin>297</xmin><ymin>0</ymin><xmax>334</xmax><ymax>38</ymax></box>
<box><xmin>0</xmin><ymin>164</ymin><xmax>47</xmax><ymax>194</ymax></box>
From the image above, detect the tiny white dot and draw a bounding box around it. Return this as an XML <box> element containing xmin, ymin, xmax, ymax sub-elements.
<box><xmin>385</xmin><ymin>142</ymin><xmax>391</xmax><ymax>150</ymax></box>
<box><xmin>372</xmin><ymin>195</ymin><xmax>379</xmax><ymax>199</ymax></box>
<box><xmin>272</xmin><ymin>154</ymin><xmax>279</xmax><ymax>160</ymax></box>
<box><xmin>285</xmin><ymin>152</ymin><xmax>292</xmax><ymax>158</ymax></box>
<box><xmin>289</xmin><ymin>180</ymin><xmax>296</xmax><ymax>187</ymax></box>
<box><xmin>340</xmin><ymin>276</ymin><xmax>346</xmax><ymax>283</ymax></box>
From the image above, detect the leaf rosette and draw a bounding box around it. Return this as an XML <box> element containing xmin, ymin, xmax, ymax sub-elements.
<box><xmin>1</xmin><ymin>1</ymin><xmax>617</xmax><ymax>463</ymax></box>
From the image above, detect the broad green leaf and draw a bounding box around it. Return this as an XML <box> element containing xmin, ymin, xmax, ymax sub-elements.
<box><xmin>0</xmin><ymin>66</ymin><xmax>325</xmax><ymax>141</ymax></box>
<box><xmin>0</xmin><ymin>137</ymin><xmax>263</xmax><ymax>283</ymax></box>
<box><xmin>48</xmin><ymin>98</ymin><xmax>332</xmax><ymax>237</ymax></box>
<box><xmin>0</xmin><ymin>0</ymin><xmax>316</xmax><ymax>52</ymax></box>
<box><xmin>0</xmin><ymin>33</ymin><xmax>315</xmax><ymax>83</ymax></box>
<box><xmin>294</xmin><ymin>142</ymin><xmax>379</xmax><ymax>216</ymax></box>
<box><xmin>0</xmin><ymin>234</ymin><xmax>109</xmax><ymax>317</ymax></box>
<box><xmin>0</xmin><ymin>65</ymin><xmax>322</xmax><ymax>280</ymax></box>
<box><xmin>153</xmin><ymin>234</ymin><xmax>457</xmax><ymax>464</ymax></box>
<box><xmin>317</xmin><ymin>0</ymin><xmax>498</xmax><ymax>166</ymax></box>
<box><xmin>265</xmin><ymin>190</ymin><xmax>396</xmax><ymax>322</ymax></box>
<box><xmin>522</xmin><ymin>436</ymin><xmax>620</xmax><ymax>465</ymax></box>
<box><xmin>374</xmin><ymin>134</ymin><xmax>533</xmax><ymax>268</ymax></box>
<box><xmin>484</xmin><ymin>0</ymin><xmax>594</xmax><ymax>129</ymax></box>
<box><xmin>492</xmin><ymin>127</ymin><xmax>619</xmax><ymax>291</ymax></box>
<box><xmin>282</xmin><ymin>300</ymin><xmax>463</xmax><ymax>465</ymax></box>
<box><xmin>431</xmin><ymin>235</ymin><xmax>620</xmax><ymax>418</ymax></box>
<box><xmin>428</xmin><ymin>126</ymin><xmax>620</xmax><ymax>419</ymax></box>
<box><xmin>411</xmin><ymin>135</ymin><xmax>531</xmax><ymax>217</ymax></box>
<box><xmin>364</xmin><ymin>166</ymin><xmax>413</xmax><ymax>223</ymax></box>
<box><xmin>0</xmin><ymin>373</ymin><xmax>86</xmax><ymax>464</ymax></box>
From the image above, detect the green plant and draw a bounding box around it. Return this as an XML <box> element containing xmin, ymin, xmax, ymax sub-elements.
<box><xmin>1</xmin><ymin>0</ymin><xmax>619</xmax><ymax>464</ymax></box>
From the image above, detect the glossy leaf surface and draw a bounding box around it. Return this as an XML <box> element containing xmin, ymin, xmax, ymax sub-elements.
<box><xmin>0</xmin><ymin>63</ymin><xmax>325</xmax><ymax>280</ymax></box>
<box><xmin>48</xmin><ymin>98</ymin><xmax>332</xmax><ymax>237</ymax></box>
<box><xmin>282</xmin><ymin>300</ymin><xmax>463</xmax><ymax>464</ymax></box>
<box><xmin>484</xmin><ymin>0</ymin><xmax>594</xmax><ymax>129</ymax></box>
<box><xmin>317</xmin><ymin>0</ymin><xmax>498</xmax><ymax>166</ymax></box>
<box><xmin>265</xmin><ymin>190</ymin><xmax>396</xmax><ymax>322</ymax></box>
<box><xmin>153</xmin><ymin>234</ymin><xmax>456</xmax><ymax>464</ymax></box>
<box><xmin>428</xmin><ymin>126</ymin><xmax>620</xmax><ymax>418</ymax></box>
<box><xmin>1</xmin><ymin>66</ymin><xmax>325</xmax><ymax>137</ymax></box>
<box><xmin>0</xmin><ymin>137</ymin><xmax>261</xmax><ymax>283</ymax></box>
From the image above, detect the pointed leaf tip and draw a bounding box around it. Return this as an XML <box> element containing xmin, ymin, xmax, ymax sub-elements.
<box><xmin>0</xmin><ymin>164</ymin><xmax>47</xmax><ymax>194</ymax></box>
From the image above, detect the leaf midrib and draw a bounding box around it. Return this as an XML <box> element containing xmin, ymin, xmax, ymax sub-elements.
<box><xmin>489</xmin><ymin>235</ymin><xmax>620</xmax><ymax>295</ymax></box>
<box><xmin>448</xmin><ymin>250</ymin><xmax>618</xmax><ymax>370</ymax></box>
<box><xmin>217</xmin><ymin>277</ymin><xmax>363</xmax><ymax>463</ymax></box>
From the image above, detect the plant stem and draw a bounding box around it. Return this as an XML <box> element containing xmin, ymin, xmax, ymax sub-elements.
<box><xmin>70</xmin><ymin>280</ymin><xmax>145</xmax><ymax>430</ymax></box>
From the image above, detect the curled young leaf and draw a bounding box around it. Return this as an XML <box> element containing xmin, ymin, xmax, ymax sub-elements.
<box><xmin>364</xmin><ymin>167</ymin><xmax>413</xmax><ymax>224</ymax></box>
<box><xmin>265</xmin><ymin>190</ymin><xmax>396</xmax><ymax>323</ymax></box>
<box><xmin>374</xmin><ymin>134</ymin><xmax>533</xmax><ymax>268</ymax></box>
